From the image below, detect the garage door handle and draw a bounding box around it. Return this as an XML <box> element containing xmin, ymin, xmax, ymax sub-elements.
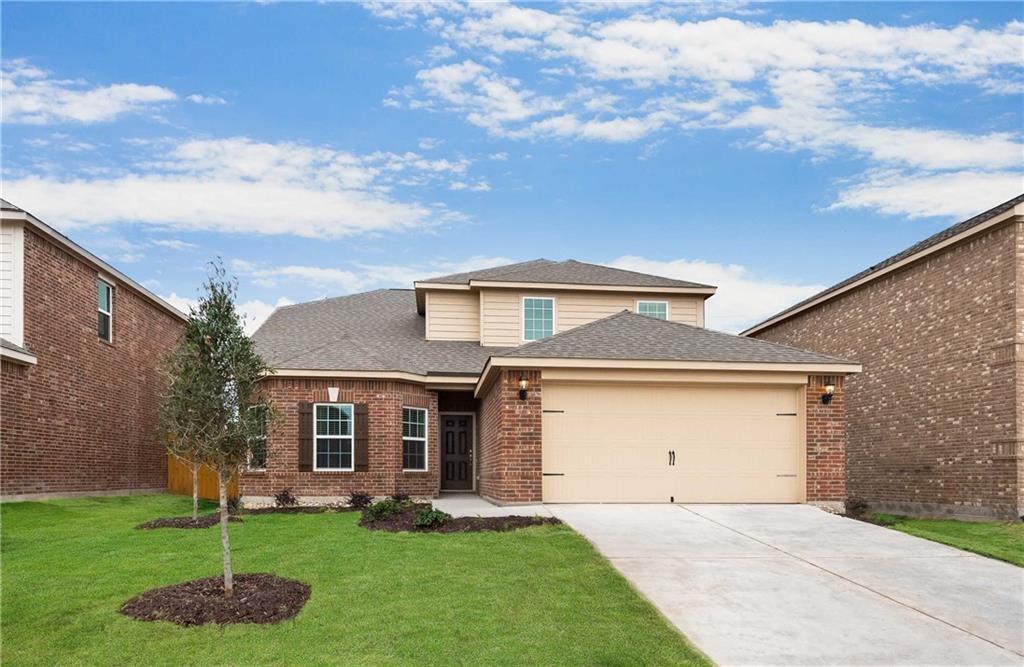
<box><xmin>668</xmin><ymin>450</ymin><xmax>675</xmax><ymax>466</ymax></box>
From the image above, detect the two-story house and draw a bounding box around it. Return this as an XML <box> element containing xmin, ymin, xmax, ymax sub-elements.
<box><xmin>746</xmin><ymin>195</ymin><xmax>1024</xmax><ymax>520</ymax></box>
<box><xmin>247</xmin><ymin>259</ymin><xmax>860</xmax><ymax>508</ymax></box>
<box><xmin>1</xmin><ymin>199</ymin><xmax>186</xmax><ymax>500</ymax></box>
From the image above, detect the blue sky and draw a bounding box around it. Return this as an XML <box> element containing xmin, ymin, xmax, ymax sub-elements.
<box><xmin>2</xmin><ymin>2</ymin><xmax>1021</xmax><ymax>332</ymax></box>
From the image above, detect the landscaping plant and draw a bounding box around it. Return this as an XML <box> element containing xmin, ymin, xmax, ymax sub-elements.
<box><xmin>347</xmin><ymin>491</ymin><xmax>373</xmax><ymax>509</ymax></box>
<box><xmin>413</xmin><ymin>507</ymin><xmax>450</xmax><ymax>529</ymax></box>
<box><xmin>158</xmin><ymin>260</ymin><xmax>275</xmax><ymax>598</ymax></box>
<box><xmin>274</xmin><ymin>488</ymin><xmax>299</xmax><ymax>508</ymax></box>
<box><xmin>363</xmin><ymin>499</ymin><xmax>407</xmax><ymax>522</ymax></box>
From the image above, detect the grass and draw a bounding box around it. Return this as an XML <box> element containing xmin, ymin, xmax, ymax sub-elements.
<box><xmin>871</xmin><ymin>512</ymin><xmax>1024</xmax><ymax>567</ymax></box>
<box><xmin>1</xmin><ymin>494</ymin><xmax>708</xmax><ymax>666</ymax></box>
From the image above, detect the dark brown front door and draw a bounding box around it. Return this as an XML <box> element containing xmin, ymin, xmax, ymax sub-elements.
<box><xmin>441</xmin><ymin>415</ymin><xmax>473</xmax><ymax>490</ymax></box>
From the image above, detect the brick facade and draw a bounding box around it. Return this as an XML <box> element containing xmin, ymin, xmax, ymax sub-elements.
<box><xmin>240</xmin><ymin>377</ymin><xmax>440</xmax><ymax>502</ymax></box>
<box><xmin>806</xmin><ymin>375</ymin><xmax>846</xmax><ymax>507</ymax></box>
<box><xmin>477</xmin><ymin>369</ymin><xmax>543</xmax><ymax>504</ymax></box>
<box><xmin>753</xmin><ymin>219</ymin><xmax>1023</xmax><ymax>519</ymax></box>
<box><xmin>1</xmin><ymin>227</ymin><xmax>184</xmax><ymax>498</ymax></box>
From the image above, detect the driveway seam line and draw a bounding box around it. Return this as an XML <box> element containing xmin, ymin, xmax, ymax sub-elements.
<box><xmin>676</xmin><ymin>505</ymin><xmax>1021</xmax><ymax>657</ymax></box>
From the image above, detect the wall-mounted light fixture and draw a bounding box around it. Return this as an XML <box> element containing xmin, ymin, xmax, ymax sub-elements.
<box><xmin>821</xmin><ymin>378</ymin><xmax>836</xmax><ymax>405</ymax></box>
<box><xmin>518</xmin><ymin>374</ymin><xmax>529</xmax><ymax>400</ymax></box>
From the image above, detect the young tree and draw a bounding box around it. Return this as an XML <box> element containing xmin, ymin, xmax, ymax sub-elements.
<box><xmin>160</xmin><ymin>343</ymin><xmax>209</xmax><ymax>521</ymax></box>
<box><xmin>159</xmin><ymin>260</ymin><xmax>273</xmax><ymax>597</ymax></box>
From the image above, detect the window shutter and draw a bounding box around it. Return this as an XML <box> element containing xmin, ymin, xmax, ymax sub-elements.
<box><xmin>298</xmin><ymin>402</ymin><xmax>313</xmax><ymax>472</ymax></box>
<box><xmin>354</xmin><ymin>403</ymin><xmax>369</xmax><ymax>472</ymax></box>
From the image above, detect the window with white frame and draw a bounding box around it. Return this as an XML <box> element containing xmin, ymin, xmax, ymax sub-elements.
<box><xmin>636</xmin><ymin>300</ymin><xmax>668</xmax><ymax>320</ymax></box>
<box><xmin>522</xmin><ymin>297</ymin><xmax>554</xmax><ymax>341</ymax></box>
<box><xmin>314</xmin><ymin>403</ymin><xmax>354</xmax><ymax>471</ymax></box>
<box><xmin>247</xmin><ymin>405</ymin><xmax>268</xmax><ymax>470</ymax></box>
<box><xmin>97</xmin><ymin>279</ymin><xmax>113</xmax><ymax>341</ymax></box>
<box><xmin>402</xmin><ymin>407</ymin><xmax>427</xmax><ymax>471</ymax></box>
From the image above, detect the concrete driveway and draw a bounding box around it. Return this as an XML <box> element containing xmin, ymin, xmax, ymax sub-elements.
<box><xmin>549</xmin><ymin>504</ymin><xmax>1023</xmax><ymax>666</ymax></box>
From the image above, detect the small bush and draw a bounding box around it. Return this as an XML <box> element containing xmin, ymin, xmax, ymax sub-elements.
<box><xmin>363</xmin><ymin>499</ymin><xmax>406</xmax><ymax>522</ymax></box>
<box><xmin>347</xmin><ymin>491</ymin><xmax>373</xmax><ymax>509</ymax></box>
<box><xmin>227</xmin><ymin>497</ymin><xmax>241</xmax><ymax>514</ymax></box>
<box><xmin>414</xmin><ymin>508</ymin><xmax>451</xmax><ymax>529</ymax></box>
<box><xmin>274</xmin><ymin>488</ymin><xmax>298</xmax><ymax>508</ymax></box>
<box><xmin>845</xmin><ymin>498</ymin><xmax>869</xmax><ymax>518</ymax></box>
<box><xmin>390</xmin><ymin>492</ymin><xmax>411</xmax><ymax>502</ymax></box>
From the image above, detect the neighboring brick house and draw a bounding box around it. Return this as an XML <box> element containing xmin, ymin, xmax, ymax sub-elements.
<box><xmin>247</xmin><ymin>259</ymin><xmax>859</xmax><ymax>508</ymax></box>
<box><xmin>1</xmin><ymin>199</ymin><xmax>186</xmax><ymax>500</ymax></box>
<box><xmin>745</xmin><ymin>195</ymin><xmax>1024</xmax><ymax>520</ymax></box>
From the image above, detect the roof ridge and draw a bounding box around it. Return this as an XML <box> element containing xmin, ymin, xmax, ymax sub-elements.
<box><xmin>274</xmin><ymin>287</ymin><xmax>393</xmax><ymax>312</ymax></box>
<box><xmin>509</xmin><ymin>309</ymin><xmax>633</xmax><ymax>354</ymax></box>
<box><xmin>565</xmin><ymin>259</ymin><xmax>716</xmax><ymax>289</ymax></box>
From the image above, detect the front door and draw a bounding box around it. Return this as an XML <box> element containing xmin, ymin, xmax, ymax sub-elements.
<box><xmin>441</xmin><ymin>414</ymin><xmax>474</xmax><ymax>490</ymax></box>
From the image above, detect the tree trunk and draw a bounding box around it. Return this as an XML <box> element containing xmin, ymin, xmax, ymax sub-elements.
<box><xmin>219</xmin><ymin>473</ymin><xmax>234</xmax><ymax>598</ymax></box>
<box><xmin>191</xmin><ymin>463</ymin><xmax>199</xmax><ymax>521</ymax></box>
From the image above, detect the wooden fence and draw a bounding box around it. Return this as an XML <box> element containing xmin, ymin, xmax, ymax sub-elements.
<box><xmin>167</xmin><ymin>456</ymin><xmax>239</xmax><ymax>501</ymax></box>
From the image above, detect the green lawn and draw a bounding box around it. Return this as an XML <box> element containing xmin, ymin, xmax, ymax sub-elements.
<box><xmin>871</xmin><ymin>513</ymin><xmax>1024</xmax><ymax>567</ymax></box>
<box><xmin>1</xmin><ymin>495</ymin><xmax>708</xmax><ymax>666</ymax></box>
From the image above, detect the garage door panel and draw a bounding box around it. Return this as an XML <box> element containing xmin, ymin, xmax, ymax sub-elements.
<box><xmin>542</xmin><ymin>382</ymin><xmax>802</xmax><ymax>503</ymax></box>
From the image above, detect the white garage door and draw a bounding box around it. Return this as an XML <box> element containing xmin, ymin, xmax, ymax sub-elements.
<box><xmin>542</xmin><ymin>382</ymin><xmax>803</xmax><ymax>503</ymax></box>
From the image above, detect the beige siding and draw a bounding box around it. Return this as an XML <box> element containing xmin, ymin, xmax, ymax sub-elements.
<box><xmin>480</xmin><ymin>288</ymin><xmax>705</xmax><ymax>346</ymax></box>
<box><xmin>425</xmin><ymin>290</ymin><xmax>480</xmax><ymax>341</ymax></box>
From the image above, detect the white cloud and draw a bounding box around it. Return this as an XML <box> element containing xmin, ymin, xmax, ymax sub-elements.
<box><xmin>2</xmin><ymin>58</ymin><xmax>177</xmax><ymax>124</ymax></box>
<box><xmin>609</xmin><ymin>255</ymin><xmax>825</xmax><ymax>332</ymax></box>
<box><xmin>151</xmin><ymin>238</ymin><xmax>198</xmax><ymax>251</ymax></box>
<box><xmin>373</xmin><ymin>6</ymin><xmax>1023</xmax><ymax>216</ymax></box>
<box><xmin>2</xmin><ymin>137</ymin><xmax>478</xmax><ymax>238</ymax></box>
<box><xmin>489</xmin><ymin>151</ymin><xmax>509</xmax><ymax>160</ymax></box>
<box><xmin>186</xmin><ymin>93</ymin><xmax>227</xmax><ymax>105</ymax></box>
<box><xmin>418</xmin><ymin>137</ymin><xmax>445</xmax><ymax>149</ymax></box>
<box><xmin>163</xmin><ymin>292</ymin><xmax>293</xmax><ymax>335</ymax></box>
<box><xmin>830</xmin><ymin>170</ymin><xmax>1024</xmax><ymax>219</ymax></box>
<box><xmin>232</xmin><ymin>255</ymin><xmax>514</xmax><ymax>293</ymax></box>
<box><xmin>448</xmin><ymin>180</ymin><xmax>491</xmax><ymax>191</ymax></box>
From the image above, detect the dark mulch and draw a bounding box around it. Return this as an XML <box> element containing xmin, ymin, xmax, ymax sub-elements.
<box><xmin>120</xmin><ymin>573</ymin><xmax>310</xmax><ymax>626</ymax></box>
<box><xmin>361</xmin><ymin>503</ymin><xmax>561</xmax><ymax>533</ymax></box>
<box><xmin>135</xmin><ymin>515</ymin><xmax>242</xmax><ymax>530</ymax></box>
<box><xmin>243</xmin><ymin>506</ymin><xmax>330</xmax><ymax>515</ymax></box>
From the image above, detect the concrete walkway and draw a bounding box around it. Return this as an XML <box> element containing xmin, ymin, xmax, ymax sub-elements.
<box><xmin>548</xmin><ymin>504</ymin><xmax>1024</xmax><ymax>666</ymax></box>
<box><xmin>432</xmin><ymin>493</ymin><xmax>553</xmax><ymax>518</ymax></box>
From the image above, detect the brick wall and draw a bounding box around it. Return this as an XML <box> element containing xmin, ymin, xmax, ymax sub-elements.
<box><xmin>477</xmin><ymin>369</ymin><xmax>542</xmax><ymax>504</ymax></box>
<box><xmin>241</xmin><ymin>377</ymin><xmax>440</xmax><ymax>501</ymax></box>
<box><xmin>1</xmin><ymin>228</ymin><xmax>183</xmax><ymax>498</ymax></box>
<box><xmin>753</xmin><ymin>220</ymin><xmax>1022</xmax><ymax>519</ymax></box>
<box><xmin>806</xmin><ymin>375</ymin><xmax>846</xmax><ymax>506</ymax></box>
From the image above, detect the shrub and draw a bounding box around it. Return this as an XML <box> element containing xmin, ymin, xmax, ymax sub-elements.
<box><xmin>227</xmin><ymin>497</ymin><xmax>241</xmax><ymax>515</ymax></box>
<box><xmin>414</xmin><ymin>508</ymin><xmax>451</xmax><ymax>529</ymax></box>
<box><xmin>390</xmin><ymin>492</ymin><xmax>411</xmax><ymax>502</ymax></box>
<box><xmin>347</xmin><ymin>491</ymin><xmax>373</xmax><ymax>510</ymax></box>
<box><xmin>274</xmin><ymin>488</ymin><xmax>298</xmax><ymax>508</ymax></box>
<box><xmin>845</xmin><ymin>498</ymin><xmax>869</xmax><ymax>518</ymax></box>
<box><xmin>363</xmin><ymin>499</ymin><xmax>406</xmax><ymax>522</ymax></box>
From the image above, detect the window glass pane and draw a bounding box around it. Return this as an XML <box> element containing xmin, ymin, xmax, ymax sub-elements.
<box><xmin>638</xmin><ymin>302</ymin><xmax>667</xmax><ymax>320</ymax></box>
<box><xmin>402</xmin><ymin>407</ymin><xmax>426</xmax><ymax>439</ymax></box>
<box><xmin>98</xmin><ymin>312</ymin><xmax>111</xmax><ymax>340</ymax></box>
<box><xmin>403</xmin><ymin>439</ymin><xmax>426</xmax><ymax>470</ymax></box>
<box><xmin>97</xmin><ymin>281</ymin><xmax>111</xmax><ymax>311</ymax></box>
<box><xmin>523</xmin><ymin>298</ymin><xmax>554</xmax><ymax>341</ymax></box>
<box><xmin>316</xmin><ymin>404</ymin><xmax>352</xmax><ymax>436</ymax></box>
<box><xmin>316</xmin><ymin>437</ymin><xmax>352</xmax><ymax>469</ymax></box>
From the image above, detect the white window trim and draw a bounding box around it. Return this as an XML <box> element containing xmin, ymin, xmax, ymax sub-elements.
<box><xmin>3</xmin><ymin>223</ymin><xmax>26</xmax><ymax>347</ymax></box>
<box><xmin>401</xmin><ymin>406</ymin><xmax>429</xmax><ymax>472</ymax></box>
<box><xmin>312</xmin><ymin>402</ymin><xmax>355</xmax><ymax>472</ymax></box>
<box><xmin>521</xmin><ymin>295</ymin><xmax>556</xmax><ymax>343</ymax></box>
<box><xmin>97</xmin><ymin>278</ymin><xmax>114</xmax><ymax>342</ymax></box>
<box><xmin>635</xmin><ymin>299</ymin><xmax>669</xmax><ymax>320</ymax></box>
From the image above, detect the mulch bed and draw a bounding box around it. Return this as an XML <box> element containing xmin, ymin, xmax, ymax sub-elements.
<box><xmin>136</xmin><ymin>515</ymin><xmax>242</xmax><ymax>530</ymax></box>
<box><xmin>120</xmin><ymin>573</ymin><xmax>310</xmax><ymax>626</ymax></box>
<box><xmin>361</xmin><ymin>503</ymin><xmax>561</xmax><ymax>533</ymax></box>
<box><xmin>243</xmin><ymin>506</ymin><xmax>332</xmax><ymax>515</ymax></box>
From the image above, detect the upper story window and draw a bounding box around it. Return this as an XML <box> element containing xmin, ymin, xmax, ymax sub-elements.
<box><xmin>636</xmin><ymin>300</ymin><xmax>668</xmax><ymax>320</ymax></box>
<box><xmin>522</xmin><ymin>296</ymin><xmax>554</xmax><ymax>341</ymax></box>
<box><xmin>314</xmin><ymin>403</ymin><xmax>354</xmax><ymax>471</ymax></box>
<box><xmin>402</xmin><ymin>407</ymin><xmax>427</xmax><ymax>471</ymax></box>
<box><xmin>97</xmin><ymin>279</ymin><xmax>113</xmax><ymax>342</ymax></box>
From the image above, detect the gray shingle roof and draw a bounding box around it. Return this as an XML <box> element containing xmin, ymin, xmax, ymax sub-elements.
<box><xmin>743</xmin><ymin>193</ymin><xmax>1024</xmax><ymax>334</ymax></box>
<box><xmin>499</xmin><ymin>310</ymin><xmax>854</xmax><ymax>365</ymax></box>
<box><xmin>252</xmin><ymin>289</ymin><xmax>503</xmax><ymax>374</ymax></box>
<box><xmin>422</xmin><ymin>258</ymin><xmax>715</xmax><ymax>289</ymax></box>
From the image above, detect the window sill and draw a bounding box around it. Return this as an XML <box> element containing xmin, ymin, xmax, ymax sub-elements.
<box><xmin>402</xmin><ymin>469</ymin><xmax>429</xmax><ymax>474</ymax></box>
<box><xmin>244</xmin><ymin>469</ymin><xmax>267</xmax><ymax>475</ymax></box>
<box><xmin>311</xmin><ymin>469</ymin><xmax>355</xmax><ymax>473</ymax></box>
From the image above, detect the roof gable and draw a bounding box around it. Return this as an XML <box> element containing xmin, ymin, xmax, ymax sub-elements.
<box><xmin>419</xmin><ymin>258</ymin><xmax>714</xmax><ymax>290</ymax></box>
